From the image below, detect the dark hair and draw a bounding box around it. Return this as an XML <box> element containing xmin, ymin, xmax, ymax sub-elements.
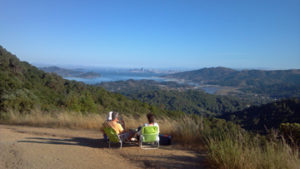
<box><xmin>112</xmin><ymin>112</ymin><xmax>119</xmax><ymax>120</ymax></box>
<box><xmin>147</xmin><ymin>113</ymin><xmax>155</xmax><ymax>124</ymax></box>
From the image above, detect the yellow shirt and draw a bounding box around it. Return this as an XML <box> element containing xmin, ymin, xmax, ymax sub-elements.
<box><xmin>104</xmin><ymin>121</ymin><xmax>124</xmax><ymax>135</ymax></box>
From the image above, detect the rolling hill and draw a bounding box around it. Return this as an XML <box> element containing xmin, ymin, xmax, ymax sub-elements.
<box><xmin>165</xmin><ymin>67</ymin><xmax>300</xmax><ymax>98</ymax></box>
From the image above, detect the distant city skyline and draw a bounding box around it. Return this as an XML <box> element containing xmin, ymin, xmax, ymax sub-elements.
<box><xmin>1</xmin><ymin>0</ymin><xmax>299</xmax><ymax>70</ymax></box>
<box><xmin>32</xmin><ymin>62</ymin><xmax>288</xmax><ymax>71</ymax></box>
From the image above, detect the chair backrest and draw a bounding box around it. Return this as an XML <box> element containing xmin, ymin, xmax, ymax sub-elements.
<box><xmin>141</xmin><ymin>126</ymin><xmax>159</xmax><ymax>143</ymax></box>
<box><xmin>103</xmin><ymin>127</ymin><xmax>120</xmax><ymax>143</ymax></box>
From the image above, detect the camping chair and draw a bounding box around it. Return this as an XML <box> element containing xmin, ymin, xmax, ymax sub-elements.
<box><xmin>103</xmin><ymin>127</ymin><xmax>126</xmax><ymax>148</ymax></box>
<box><xmin>139</xmin><ymin>126</ymin><xmax>159</xmax><ymax>149</ymax></box>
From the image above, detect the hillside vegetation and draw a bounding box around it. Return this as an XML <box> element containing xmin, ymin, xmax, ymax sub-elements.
<box><xmin>99</xmin><ymin>79</ymin><xmax>273</xmax><ymax>116</ymax></box>
<box><xmin>165</xmin><ymin>67</ymin><xmax>300</xmax><ymax>98</ymax></box>
<box><xmin>220</xmin><ymin>98</ymin><xmax>300</xmax><ymax>132</ymax></box>
<box><xmin>0</xmin><ymin>46</ymin><xmax>181</xmax><ymax>117</ymax></box>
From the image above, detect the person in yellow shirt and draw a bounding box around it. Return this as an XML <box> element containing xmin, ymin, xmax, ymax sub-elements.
<box><xmin>103</xmin><ymin>112</ymin><xmax>134</xmax><ymax>141</ymax></box>
<box><xmin>106</xmin><ymin>112</ymin><xmax>124</xmax><ymax>134</ymax></box>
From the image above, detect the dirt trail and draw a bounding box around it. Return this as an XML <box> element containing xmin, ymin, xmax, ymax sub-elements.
<box><xmin>0</xmin><ymin>124</ymin><xmax>207</xmax><ymax>169</ymax></box>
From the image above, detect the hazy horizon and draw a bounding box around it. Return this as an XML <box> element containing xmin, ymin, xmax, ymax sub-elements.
<box><xmin>33</xmin><ymin>61</ymin><xmax>298</xmax><ymax>71</ymax></box>
<box><xmin>1</xmin><ymin>0</ymin><xmax>299</xmax><ymax>70</ymax></box>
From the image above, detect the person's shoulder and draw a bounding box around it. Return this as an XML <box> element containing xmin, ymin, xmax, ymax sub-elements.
<box><xmin>154</xmin><ymin>122</ymin><xmax>159</xmax><ymax>126</ymax></box>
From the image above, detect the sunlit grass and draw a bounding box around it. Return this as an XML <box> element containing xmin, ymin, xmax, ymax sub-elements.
<box><xmin>0</xmin><ymin>110</ymin><xmax>104</xmax><ymax>129</ymax></box>
<box><xmin>1</xmin><ymin>110</ymin><xmax>299</xmax><ymax>169</ymax></box>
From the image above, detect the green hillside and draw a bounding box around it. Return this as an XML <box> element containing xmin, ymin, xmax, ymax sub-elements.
<box><xmin>99</xmin><ymin>80</ymin><xmax>250</xmax><ymax>115</ymax></box>
<box><xmin>0</xmin><ymin>46</ymin><xmax>181</xmax><ymax>117</ymax></box>
<box><xmin>165</xmin><ymin>67</ymin><xmax>300</xmax><ymax>98</ymax></box>
<box><xmin>220</xmin><ymin>98</ymin><xmax>300</xmax><ymax>132</ymax></box>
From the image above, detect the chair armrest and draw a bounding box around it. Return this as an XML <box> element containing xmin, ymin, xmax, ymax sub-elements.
<box><xmin>118</xmin><ymin>133</ymin><xmax>127</xmax><ymax>137</ymax></box>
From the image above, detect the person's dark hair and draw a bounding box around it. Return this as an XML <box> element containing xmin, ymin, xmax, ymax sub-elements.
<box><xmin>147</xmin><ymin>113</ymin><xmax>155</xmax><ymax>124</ymax></box>
<box><xmin>112</xmin><ymin>112</ymin><xmax>119</xmax><ymax>121</ymax></box>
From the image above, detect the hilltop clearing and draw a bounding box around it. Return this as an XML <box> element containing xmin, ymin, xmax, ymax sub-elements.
<box><xmin>0</xmin><ymin>125</ymin><xmax>206</xmax><ymax>169</ymax></box>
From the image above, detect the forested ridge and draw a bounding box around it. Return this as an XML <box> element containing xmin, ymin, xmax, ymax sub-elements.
<box><xmin>0</xmin><ymin>46</ymin><xmax>182</xmax><ymax>117</ymax></box>
<box><xmin>220</xmin><ymin>98</ymin><xmax>300</xmax><ymax>132</ymax></box>
<box><xmin>99</xmin><ymin>80</ymin><xmax>248</xmax><ymax>115</ymax></box>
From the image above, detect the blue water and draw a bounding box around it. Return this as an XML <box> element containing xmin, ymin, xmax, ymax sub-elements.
<box><xmin>64</xmin><ymin>71</ymin><xmax>166</xmax><ymax>84</ymax></box>
<box><xmin>64</xmin><ymin>70</ymin><xmax>220</xmax><ymax>94</ymax></box>
<box><xmin>200</xmin><ymin>86</ymin><xmax>219</xmax><ymax>94</ymax></box>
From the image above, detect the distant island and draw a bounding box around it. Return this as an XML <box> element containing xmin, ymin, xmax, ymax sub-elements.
<box><xmin>40</xmin><ymin>66</ymin><xmax>101</xmax><ymax>79</ymax></box>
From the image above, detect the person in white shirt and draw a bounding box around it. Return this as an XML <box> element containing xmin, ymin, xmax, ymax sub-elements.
<box><xmin>137</xmin><ymin>113</ymin><xmax>160</xmax><ymax>141</ymax></box>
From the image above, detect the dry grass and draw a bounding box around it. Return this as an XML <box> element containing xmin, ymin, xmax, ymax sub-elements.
<box><xmin>1</xmin><ymin>110</ymin><xmax>299</xmax><ymax>169</ymax></box>
<box><xmin>0</xmin><ymin>110</ymin><xmax>105</xmax><ymax>129</ymax></box>
<box><xmin>122</xmin><ymin>115</ymin><xmax>177</xmax><ymax>134</ymax></box>
<box><xmin>206</xmin><ymin>132</ymin><xmax>300</xmax><ymax>169</ymax></box>
<box><xmin>0</xmin><ymin>110</ymin><xmax>177</xmax><ymax>133</ymax></box>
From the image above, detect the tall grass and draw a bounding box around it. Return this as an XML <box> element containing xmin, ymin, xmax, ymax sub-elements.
<box><xmin>206</xmin><ymin>131</ymin><xmax>300</xmax><ymax>169</ymax></box>
<box><xmin>0</xmin><ymin>110</ymin><xmax>176</xmax><ymax>132</ymax></box>
<box><xmin>1</xmin><ymin>111</ymin><xmax>299</xmax><ymax>169</ymax></box>
<box><xmin>169</xmin><ymin>115</ymin><xmax>300</xmax><ymax>169</ymax></box>
<box><xmin>0</xmin><ymin>110</ymin><xmax>105</xmax><ymax>129</ymax></box>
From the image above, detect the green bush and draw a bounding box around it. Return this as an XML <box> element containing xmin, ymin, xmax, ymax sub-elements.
<box><xmin>280</xmin><ymin>123</ymin><xmax>300</xmax><ymax>145</ymax></box>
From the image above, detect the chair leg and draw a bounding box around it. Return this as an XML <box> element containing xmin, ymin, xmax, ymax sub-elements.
<box><xmin>108</xmin><ymin>141</ymin><xmax>111</xmax><ymax>148</ymax></box>
<box><xmin>140</xmin><ymin>142</ymin><xmax>143</xmax><ymax>149</ymax></box>
<box><xmin>139</xmin><ymin>139</ymin><xmax>142</xmax><ymax>148</ymax></box>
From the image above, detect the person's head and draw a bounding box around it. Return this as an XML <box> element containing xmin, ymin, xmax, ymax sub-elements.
<box><xmin>112</xmin><ymin>112</ymin><xmax>119</xmax><ymax>122</ymax></box>
<box><xmin>147</xmin><ymin>113</ymin><xmax>155</xmax><ymax>124</ymax></box>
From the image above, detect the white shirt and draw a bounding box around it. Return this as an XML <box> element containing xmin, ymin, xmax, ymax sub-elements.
<box><xmin>138</xmin><ymin>122</ymin><xmax>160</xmax><ymax>139</ymax></box>
<box><xmin>143</xmin><ymin>122</ymin><xmax>160</xmax><ymax>133</ymax></box>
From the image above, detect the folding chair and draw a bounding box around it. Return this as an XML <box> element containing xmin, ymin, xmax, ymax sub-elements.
<box><xmin>103</xmin><ymin>127</ymin><xmax>125</xmax><ymax>148</ymax></box>
<box><xmin>139</xmin><ymin>126</ymin><xmax>159</xmax><ymax>149</ymax></box>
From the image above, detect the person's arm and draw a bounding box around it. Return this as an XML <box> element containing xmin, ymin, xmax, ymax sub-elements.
<box><xmin>155</xmin><ymin>123</ymin><xmax>160</xmax><ymax>133</ymax></box>
<box><xmin>119</xmin><ymin>119</ymin><xmax>125</xmax><ymax>129</ymax></box>
<box><xmin>117</xmin><ymin>123</ymin><xmax>124</xmax><ymax>134</ymax></box>
<box><xmin>137</xmin><ymin>124</ymin><xmax>146</xmax><ymax>135</ymax></box>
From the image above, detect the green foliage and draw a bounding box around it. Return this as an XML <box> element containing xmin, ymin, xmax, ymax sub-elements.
<box><xmin>0</xmin><ymin>45</ymin><xmax>184</xmax><ymax>117</ymax></box>
<box><xmin>99</xmin><ymin>80</ymin><xmax>250</xmax><ymax>116</ymax></box>
<box><xmin>0</xmin><ymin>89</ymin><xmax>39</xmax><ymax>112</ymax></box>
<box><xmin>221</xmin><ymin>98</ymin><xmax>300</xmax><ymax>133</ymax></box>
<box><xmin>280</xmin><ymin>123</ymin><xmax>300</xmax><ymax>145</ymax></box>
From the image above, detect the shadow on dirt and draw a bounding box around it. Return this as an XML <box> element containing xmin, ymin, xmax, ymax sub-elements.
<box><xmin>18</xmin><ymin>137</ymin><xmax>137</xmax><ymax>148</ymax></box>
<box><xmin>127</xmin><ymin>153</ymin><xmax>207</xmax><ymax>169</ymax></box>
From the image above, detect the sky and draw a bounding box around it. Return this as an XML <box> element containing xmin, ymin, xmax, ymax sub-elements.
<box><xmin>0</xmin><ymin>0</ymin><xmax>300</xmax><ymax>69</ymax></box>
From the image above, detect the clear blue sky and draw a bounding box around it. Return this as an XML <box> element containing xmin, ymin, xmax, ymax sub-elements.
<box><xmin>1</xmin><ymin>0</ymin><xmax>299</xmax><ymax>69</ymax></box>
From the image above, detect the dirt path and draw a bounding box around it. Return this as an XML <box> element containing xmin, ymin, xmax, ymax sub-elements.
<box><xmin>0</xmin><ymin>124</ymin><xmax>207</xmax><ymax>169</ymax></box>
